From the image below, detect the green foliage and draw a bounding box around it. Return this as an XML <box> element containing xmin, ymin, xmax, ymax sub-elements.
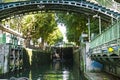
<box><xmin>33</xmin><ymin>13</ymin><xmax>57</xmax><ymax>42</ymax></box>
<box><xmin>56</xmin><ymin>12</ymin><xmax>110</xmax><ymax>45</ymax></box>
<box><xmin>8</xmin><ymin>13</ymin><xmax>63</xmax><ymax>46</ymax></box>
<box><xmin>21</xmin><ymin>15</ymin><xmax>36</xmax><ymax>38</ymax></box>
<box><xmin>31</xmin><ymin>13</ymin><xmax>63</xmax><ymax>45</ymax></box>
<box><xmin>89</xmin><ymin>17</ymin><xmax>110</xmax><ymax>36</ymax></box>
<box><xmin>0</xmin><ymin>68</ymin><xmax>2</xmax><ymax>74</ymax></box>
<box><xmin>6</xmin><ymin>12</ymin><xmax>109</xmax><ymax>47</ymax></box>
<box><xmin>47</xmin><ymin>28</ymin><xmax>63</xmax><ymax>45</ymax></box>
<box><xmin>56</xmin><ymin>13</ymin><xmax>87</xmax><ymax>45</ymax></box>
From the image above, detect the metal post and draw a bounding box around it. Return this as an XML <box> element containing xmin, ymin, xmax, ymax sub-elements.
<box><xmin>93</xmin><ymin>14</ymin><xmax>101</xmax><ymax>34</ymax></box>
<box><xmin>88</xmin><ymin>17</ymin><xmax>91</xmax><ymax>42</ymax></box>
<box><xmin>99</xmin><ymin>16</ymin><xmax>101</xmax><ymax>34</ymax></box>
<box><xmin>117</xmin><ymin>17</ymin><xmax>118</xmax><ymax>38</ymax></box>
<box><xmin>116</xmin><ymin>17</ymin><xmax>120</xmax><ymax>55</ymax></box>
<box><xmin>111</xmin><ymin>17</ymin><xmax>113</xmax><ymax>25</ymax></box>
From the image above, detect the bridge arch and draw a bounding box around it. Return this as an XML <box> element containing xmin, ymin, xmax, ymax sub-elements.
<box><xmin>0</xmin><ymin>0</ymin><xmax>120</xmax><ymax>21</ymax></box>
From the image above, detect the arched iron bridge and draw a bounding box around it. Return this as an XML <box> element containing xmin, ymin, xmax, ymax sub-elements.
<box><xmin>0</xmin><ymin>0</ymin><xmax>120</xmax><ymax>21</ymax></box>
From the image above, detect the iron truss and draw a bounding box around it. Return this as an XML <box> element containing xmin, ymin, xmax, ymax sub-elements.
<box><xmin>0</xmin><ymin>0</ymin><xmax>120</xmax><ymax>21</ymax></box>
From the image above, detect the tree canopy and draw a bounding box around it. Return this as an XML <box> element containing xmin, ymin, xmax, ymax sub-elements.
<box><xmin>56</xmin><ymin>13</ymin><xmax>88</xmax><ymax>45</ymax></box>
<box><xmin>2</xmin><ymin>12</ymin><xmax>110</xmax><ymax>47</ymax></box>
<box><xmin>56</xmin><ymin>12</ymin><xmax>110</xmax><ymax>45</ymax></box>
<box><xmin>22</xmin><ymin>13</ymin><xmax>63</xmax><ymax>46</ymax></box>
<box><xmin>5</xmin><ymin>13</ymin><xmax>63</xmax><ymax>47</ymax></box>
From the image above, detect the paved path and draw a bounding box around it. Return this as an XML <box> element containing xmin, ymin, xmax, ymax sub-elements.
<box><xmin>85</xmin><ymin>72</ymin><xmax>120</xmax><ymax>80</ymax></box>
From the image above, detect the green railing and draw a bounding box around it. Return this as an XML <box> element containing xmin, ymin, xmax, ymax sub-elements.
<box><xmin>0</xmin><ymin>0</ymin><xmax>28</xmax><ymax>3</ymax></box>
<box><xmin>87</xmin><ymin>0</ymin><xmax>120</xmax><ymax>13</ymax></box>
<box><xmin>0</xmin><ymin>0</ymin><xmax>86</xmax><ymax>3</ymax></box>
<box><xmin>90</xmin><ymin>21</ymin><xmax>120</xmax><ymax>49</ymax></box>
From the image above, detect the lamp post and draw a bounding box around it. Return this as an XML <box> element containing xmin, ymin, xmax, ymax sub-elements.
<box><xmin>93</xmin><ymin>14</ymin><xmax>101</xmax><ymax>34</ymax></box>
<box><xmin>86</xmin><ymin>17</ymin><xmax>90</xmax><ymax>42</ymax></box>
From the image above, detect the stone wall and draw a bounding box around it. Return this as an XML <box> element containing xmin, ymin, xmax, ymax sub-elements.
<box><xmin>24</xmin><ymin>48</ymin><xmax>51</xmax><ymax>69</ymax></box>
<box><xmin>104</xmin><ymin>64</ymin><xmax>120</xmax><ymax>78</ymax></box>
<box><xmin>0</xmin><ymin>44</ymin><xmax>11</xmax><ymax>74</ymax></box>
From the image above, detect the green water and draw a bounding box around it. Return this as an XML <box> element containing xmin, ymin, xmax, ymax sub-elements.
<box><xmin>0</xmin><ymin>61</ymin><xmax>84</xmax><ymax>80</ymax></box>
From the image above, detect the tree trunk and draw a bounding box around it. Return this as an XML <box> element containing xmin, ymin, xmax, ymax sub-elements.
<box><xmin>41</xmin><ymin>38</ymin><xmax>45</xmax><ymax>50</ymax></box>
<box><xmin>24</xmin><ymin>38</ymin><xmax>30</xmax><ymax>48</ymax></box>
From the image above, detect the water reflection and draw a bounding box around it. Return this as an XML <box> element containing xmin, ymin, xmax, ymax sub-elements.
<box><xmin>0</xmin><ymin>61</ymin><xmax>83</xmax><ymax>80</ymax></box>
<box><xmin>63</xmin><ymin>70</ymin><xmax>69</xmax><ymax>80</ymax></box>
<box><xmin>52</xmin><ymin>61</ymin><xmax>61</xmax><ymax>71</ymax></box>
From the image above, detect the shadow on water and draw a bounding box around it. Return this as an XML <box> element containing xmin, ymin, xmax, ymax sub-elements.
<box><xmin>0</xmin><ymin>60</ymin><xmax>85</xmax><ymax>80</ymax></box>
<box><xmin>29</xmin><ymin>60</ymin><xmax>85</xmax><ymax>80</ymax></box>
<box><xmin>0</xmin><ymin>47</ymin><xmax>86</xmax><ymax>80</ymax></box>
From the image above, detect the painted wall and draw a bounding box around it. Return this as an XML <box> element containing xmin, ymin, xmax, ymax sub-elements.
<box><xmin>86</xmin><ymin>43</ymin><xmax>103</xmax><ymax>72</ymax></box>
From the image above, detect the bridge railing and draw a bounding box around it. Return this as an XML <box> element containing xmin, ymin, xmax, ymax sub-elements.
<box><xmin>87</xmin><ymin>0</ymin><xmax>120</xmax><ymax>13</ymax></box>
<box><xmin>90</xmin><ymin>20</ymin><xmax>120</xmax><ymax>49</ymax></box>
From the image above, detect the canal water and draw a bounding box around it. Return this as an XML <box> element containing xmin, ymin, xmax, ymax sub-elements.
<box><xmin>0</xmin><ymin>61</ymin><xmax>85</xmax><ymax>80</ymax></box>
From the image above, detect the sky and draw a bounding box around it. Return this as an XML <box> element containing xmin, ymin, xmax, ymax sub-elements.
<box><xmin>58</xmin><ymin>23</ymin><xmax>68</xmax><ymax>42</ymax></box>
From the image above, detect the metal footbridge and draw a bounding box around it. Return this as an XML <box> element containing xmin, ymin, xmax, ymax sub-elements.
<box><xmin>90</xmin><ymin>19</ymin><xmax>120</xmax><ymax>67</ymax></box>
<box><xmin>0</xmin><ymin>0</ymin><xmax>120</xmax><ymax>59</ymax></box>
<box><xmin>0</xmin><ymin>0</ymin><xmax>120</xmax><ymax>64</ymax></box>
<box><xmin>0</xmin><ymin>0</ymin><xmax>120</xmax><ymax>78</ymax></box>
<box><xmin>0</xmin><ymin>0</ymin><xmax>120</xmax><ymax>21</ymax></box>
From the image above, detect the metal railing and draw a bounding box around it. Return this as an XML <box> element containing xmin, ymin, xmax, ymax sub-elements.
<box><xmin>0</xmin><ymin>0</ymin><xmax>27</xmax><ymax>3</ymax></box>
<box><xmin>87</xmin><ymin>0</ymin><xmax>120</xmax><ymax>13</ymax></box>
<box><xmin>90</xmin><ymin>20</ymin><xmax>120</xmax><ymax>49</ymax></box>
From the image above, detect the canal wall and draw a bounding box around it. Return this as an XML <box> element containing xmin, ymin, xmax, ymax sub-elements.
<box><xmin>62</xmin><ymin>47</ymin><xmax>73</xmax><ymax>63</ymax></box>
<box><xmin>82</xmin><ymin>43</ymin><xmax>119</xmax><ymax>79</ymax></box>
<box><xmin>24</xmin><ymin>48</ymin><xmax>51</xmax><ymax>69</ymax></box>
<box><xmin>73</xmin><ymin>45</ymin><xmax>102</xmax><ymax>72</ymax></box>
<box><xmin>81</xmin><ymin>42</ymin><xmax>120</xmax><ymax>79</ymax></box>
<box><xmin>73</xmin><ymin>48</ymin><xmax>80</xmax><ymax>67</ymax></box>
<box><xmin>0</xmin><ymin>29</ymin><xmax>24</xmax><ymax>74</ymax></box>
<box><xmin>0</xmin><ymin>44</ymin><xmax>23</xmax><ymax>74</ymax></box>
<box><xmin>73</xmin><ymin>43</ymin><xmax>105</xmax><ymax>79</ymax></box>
<box><xmin>0</xmin><ymin>46</ymin><xmax>51</xmax><ymax>75</ymax></box>
<box><xmin>103</xmin><ymin>64</ymin><xmax>120</xmax><ymax>78</ymax></box>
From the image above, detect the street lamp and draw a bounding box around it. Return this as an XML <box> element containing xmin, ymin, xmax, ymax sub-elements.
<box><xmin>93</xmin><ymin>14</ymin><xmax>101</xmax><ymax>34</ymax></box>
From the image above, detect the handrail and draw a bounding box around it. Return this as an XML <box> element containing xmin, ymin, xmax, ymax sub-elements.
<box><xmin>0</xmin><ymin>24</ymin><xmax>23</xmax><ymax>38</ymax></box>
<box><xmin>90</xmin><ymin>20</ymin><xmax>120</xmax><ymax>49</ymax></box>
<box><xmin>0</xmin><ymin>0</ymin><xmax>120</xmax><ymax>20</ymax></box>
<box><xmin>87</xmin><ymin>0</ymin><xmax>120</xmax><ymax>13</ymax></box>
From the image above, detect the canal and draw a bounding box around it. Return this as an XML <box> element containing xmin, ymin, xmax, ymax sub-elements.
<box><xmin>0</xmin><ymin>61</ymin><xmax>85</xmax><ymax>80</ymax></box>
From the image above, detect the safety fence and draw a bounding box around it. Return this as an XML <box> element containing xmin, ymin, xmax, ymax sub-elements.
<box><xmin>90</xmin><ymin>21</ymin><xmax>120</xmax><ymax>49</ymax></box>
<box><xmin>87</xmin><ymin>0</ymin><xmax>120</xmax><ymax>13</ymax></box>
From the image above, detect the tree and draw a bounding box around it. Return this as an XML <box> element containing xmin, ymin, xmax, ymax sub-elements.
<box><xmin>21</xmin><ymin>14</ymin><xmax>36</xmax><ymax>47</ymax></box>
<box><xmin>20</xmin><ymin>13</ymin><xmax>63</xmax><ymax>48</ymax></box>
<box><xmin>47</xmin><ymin>27</ymin><xmax>63</xmax><ymax>45</ymax></box>
<box><xmin>33</xmin><ymin>13</ymin><xmax>62</xmax><ymax>47</ymax></box>
<box><xmin>56</xmin><ymin>12</ymin><xmax>110</xmax><ymax>45</ymax></box>
<box><xmin>3</xmin><ymin>13</ymin><xmax>63</xmax><ymax>48</ymax></box>
<box><xmin>56</xmin><ymin>12</ymin><xmax>87</xmax><ymax>45</ymax></box>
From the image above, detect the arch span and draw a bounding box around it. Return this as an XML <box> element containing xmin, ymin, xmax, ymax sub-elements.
<box><xmin>0</xmin><ymin>0</ymin><xmax>120</xmax><ymax>21</ymax></box>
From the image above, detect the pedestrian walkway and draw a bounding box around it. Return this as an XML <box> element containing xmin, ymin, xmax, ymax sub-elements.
<box><xmin>85</xmin><ymin>72</ymin><xmax>120</xmax><ymax>80</ymax></box>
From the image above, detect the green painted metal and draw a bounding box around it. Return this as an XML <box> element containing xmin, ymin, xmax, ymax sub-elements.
<box><xmin>90</xmin><ymin>21</ymin><xmax>120</xmax><ymax>49</ymax></box>
<box><xmin>0</xmin><ymin>0</ymin><xmax>86</xmax><ymax>3</ymax></box>
<box><xmin>0</xmin><ymin>0</ymin><xmax>120</xmax><ymax>21</ymax></box>
<box><xmin>95</xmin><ymin>0</ymin><xmax>120</xmax><ymax>13</ymax></box>
<box><xmin>0</xmin><ymin>34</ymin><xmax>6</xmax><ymax>44</ymax></box>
